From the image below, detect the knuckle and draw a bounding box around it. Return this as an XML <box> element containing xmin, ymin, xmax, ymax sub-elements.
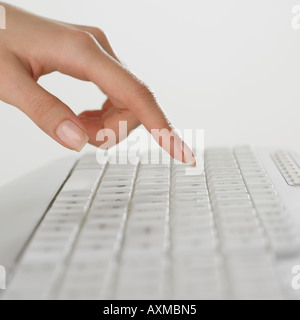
<box><xmin>70</xmin><ymin>30</ymin><xmax>97</xmax><ymax>50</ymax></box>
<box><xmin>30</xmin><ymin>95</ymin><xmax>59</xmax><ymax>125</ymax></box>
<box><xmin>89</xmin><ymin>27</ymin><xmax>108</xmax><ymax>42</ymax></box>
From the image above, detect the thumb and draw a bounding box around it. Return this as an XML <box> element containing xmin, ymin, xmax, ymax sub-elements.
<box><xmin>3</xmin><ymin>72</ymin><xmax>89</xmax><ymax>151</ymax></box>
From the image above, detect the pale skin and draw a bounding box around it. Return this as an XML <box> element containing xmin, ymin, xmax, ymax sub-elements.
<box><xmin>0</xmin><ymin>2</ymin><xmax>196</xmax><ymax>165</ymax></box>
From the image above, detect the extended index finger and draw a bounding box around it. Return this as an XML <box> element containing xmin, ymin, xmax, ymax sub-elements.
<box><xmin>51</xmin><ymin>31</ymin><xmax>196</xmax><ymax>164</ymax></box>
<box><xmin>81</xmin><ymin>41</ymin><xmax>195</xmax><ymax>164</ymax></box>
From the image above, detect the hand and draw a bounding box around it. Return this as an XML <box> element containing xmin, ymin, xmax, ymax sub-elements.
<box><xmin>0</xmin><ymin>2</ymin><xmax>196</xmax><ymax>165</ymax></box>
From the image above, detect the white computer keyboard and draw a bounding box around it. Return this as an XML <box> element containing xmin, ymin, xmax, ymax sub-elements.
<box><xmin>4</xmin><ymin>146</ymin><xmax>300</xmax><ymax>300</ymax></box>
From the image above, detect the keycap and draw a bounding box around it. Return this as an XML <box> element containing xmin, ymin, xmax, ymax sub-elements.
<box><xmin>61</xmin><ymin>169</ymin><xmax>103</xmax><ymax>193</ymax></box>
<box><xmin>273</xmin><ymin>151</ymin><xmax>300</xmax><ymax>186</ymax></box>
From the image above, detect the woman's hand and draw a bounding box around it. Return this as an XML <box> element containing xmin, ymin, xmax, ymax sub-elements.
<box><xmin>0</xmin><ymin>2</ymin><xmax>196</xmax><ymax>165</ymax></box>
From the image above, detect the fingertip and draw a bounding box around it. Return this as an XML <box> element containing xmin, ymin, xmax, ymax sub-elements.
<box><xmin>188</xmin><ymin>159</ymin><xmax>197</xmax><ymax>167</ymax></box>
<box><xmin>183</xmin><ymin>146</ymin><xmax>197</xmax><ymax>166</ymax></box>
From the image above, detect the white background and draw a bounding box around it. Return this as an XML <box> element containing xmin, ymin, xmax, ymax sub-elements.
<box><xmin>0</xmin><ymin>0</ymin><xmax>300</xmax><ymax>187</ymax></box>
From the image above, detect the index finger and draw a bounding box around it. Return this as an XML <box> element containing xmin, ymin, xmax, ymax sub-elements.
<box><xmin>82</xmin><ymin>41</ymin><xmax>196</xmax><ymax>165</ymax></box>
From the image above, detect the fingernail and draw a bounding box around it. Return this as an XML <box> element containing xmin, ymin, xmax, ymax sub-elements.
<box><xmin>172</xmin><ymin>133</ymin><xmax>196</xmax><ymax>166</ymax></box>
<box><xmin>56</xmin><ymin>120</ymin><xmax>89</xmax><ymax>152</ymax></box>
<box><xmin>182</xmin><ymin>141</ymin><xmax>197</xmax><ymax>166</ymax></box>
